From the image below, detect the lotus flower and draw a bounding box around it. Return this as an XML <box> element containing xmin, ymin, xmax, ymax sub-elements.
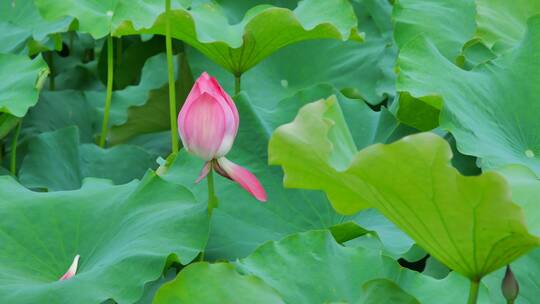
<box><xmin>178</xmin><ymin>72</ymin><xmax>267</xmax><ymax>202</ymax></box>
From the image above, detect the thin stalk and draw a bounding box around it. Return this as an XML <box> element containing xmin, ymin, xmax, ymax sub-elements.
<box><xmin>46</xmin><ymin>52</ymin><xmax>55</xmax><ymax>90</ymax></box>
<box><xmin>10</xmin><ymin>121</ymin><xmax>22</xmax><ymax>176</ymax></box>
<box><xmin>507</xmin><ymin>300</ymin><xmax>515</xmax><ymax>304</ymax></box>
<box><xmin>234</xmin><ymin>74</ymin><xmax>241</xmax><ymax>95</ymax></box>
<box><xmin>115</xmin><ymin>37</ymin><xmax>122</xmax><ymax>90</ymax></box>
<box><xmin>98</xmin><ymin>35</ymin><xmax>114</xmax><ymax>148</ymax></box>
<box><xmin>467</xmin><ymin>279</ymin><xmax>480</xmax><ymax>304</ymax></box>
<box><xmin>116</xmin><ymin>37</ymin><xmax>122</xmax><ymax>65</ymax></box>
<box><xmin>165</xmin><ymin>0</ymin><xmax>179</xmax><ymax>153</ymax></box>
<box><xmin>207</xmin><ymin>168</ymin><xmax>218</xmax><ymax>214</ymax></box>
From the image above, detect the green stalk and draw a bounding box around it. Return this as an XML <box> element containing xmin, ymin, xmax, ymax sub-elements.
<box><xmin>234</xmin><ymin>74</ymin><xmax>241</xmax><ymax>95</ymax></box>
<box><xmin>207</xmin><ymin>168</ymin><xmax>218</xmax><ymax>214</ymax></box>
<box><xmin>165</xmin><ymin>0</ymin><xmax>179</xmax><ymax>153</ymax></box>
<box><xmin>46</xmin><ymin>52</ymin><xmax>55</xmax><ymax>91</ymax></box>
<box><xmin>99</xmin><ymin>35</ymin><xmax>114</xmax><ymax>148</ymax></box>
<box><xmin>10</xmin><ymin>121</ymin><xmax>22</xmax><ymax>176</ymax></box>
<box><xmin>115</xmin><ymin>37</ymin><xmax>122</xmax><ymax>90</ymax></box>
<box><xmin>467</xmin><ymin>279</ymin><xmax>480</xmax><ymax>304</ymax></box>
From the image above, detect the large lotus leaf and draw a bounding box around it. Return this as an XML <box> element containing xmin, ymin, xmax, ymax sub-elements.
<box><xmin>393</xmin><ymin>0</ymin><xmax>475</xmax><ymax>60</ymax></box>
<box><xmin>391</xmin><ymin>0</ymin><xmax>476</xmax><ymax>130</ymax></box>
<box><xmin>0</xmin><ymin>0</ymin><xmax>71</xmax><ymax>54</ymax></box>
<box><xmin>475</xmin><ymin>0</ymin><xmax>540</xmax><ymax>51</ymax></box>
<box><xmin>19</xmin><ymin>127</ymin><xmax>154</xmax><ymax>191</ymax></box>
<box><xmin>0</xmin><ymin>53</ymin><xmax>49</xmax><ymax>117</ymax></box>
<box><xmin>21</xmin><ymin>90</ymin><xmax>98</xmax><ymax>144</ymax></box>
<box><xmin>496</xmin><ymin>165</ymin><xmax>540</xmax><ymax>236</ymax></box>
<box><xmin>153</xmin><ymin>263</ymin><xmax>285</xmax><ymax>304</ymax></box>
<box><xmin>111</xmin><ymin>0</ymin><xmax>395</xmax><ymax>145</ymax></box>
<box><xmin>160</xmin><ymin>85</ymin><xmax>413</xmax><ymax>260</ymax></box>
<box><xmin>0</xmin><ymin>172</ymin><xmax>209</xmax><ymax>303</ymax></box>
<box><xmin>269</xmin><ymin>97</ymin><xmax>540</xmax><ymax>279</ymax></box>
<box><xmin>155</xmin><ymin>231</ymin><xmax>498</xmax><ymax>304</ymax></box>
<box><xmin>86</xmin><ymin>53</ymin><xmax>173</xmax><ymax>130</ymax></box>
<box><xmin>109</xmin><ymin>51</ymin><xmax>194</xmax><ymax>145</ymax></box>
<box><xmin>359</xmin><ymin>279</ymin><xmax>420</xmax><ymax>304</ymax></box>
<box><xmin>116</xmin><ymin>0</ymin><xmax>362</xmax><ymax>74</ymax></box>
<box><xmin>34</xmin><ymin>0</ymin><xmax>189</xmax><ymax>39</ymax></box>
<box><xmin>184</xmin><ymin>0</ymin><xmax>393</xmax><ymax>106</ymax></box>
<box><xmin>397</xmin><ymin>16</ymin><xmax>540</xmax><ymax>175</ymax></box>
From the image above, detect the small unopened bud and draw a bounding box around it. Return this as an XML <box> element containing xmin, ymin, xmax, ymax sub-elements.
<box><xmin>501</xmin><ymin>265</ymin><xmax>519</xmax><ymax>302</ymax></box>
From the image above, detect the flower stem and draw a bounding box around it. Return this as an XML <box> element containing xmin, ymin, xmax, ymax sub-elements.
<box><xmin>10</xmin><ymin>120</ymin><xmax>21</xmax><ymax>176</ymax></box>
<box><xmin>207</xmin><ymin>168</ymin><xmax>218</xmax><ymax>214</ymax></box>
<box><xmin>165</xmin><ymin>0</ymin><xmax>179</xmax><ymax>154</ymax></box>
<box><xmin>45</xmin><ymin>52</ymin><xmax>55</xmax><ymax>91</ymax></box>
<box><xmin>234</xmin><ymin>74</ymin><xmax>241</xmax><ymax>95</ymax></box>
<box><xmin>99</xmin><ymin>35</ymin><xmax>114</xmax><ymax>148</ymax></box>
<box><xmin>467</xmin><ymin>279</ymin><xmax>480</xmax><ymax>304</ymax></box>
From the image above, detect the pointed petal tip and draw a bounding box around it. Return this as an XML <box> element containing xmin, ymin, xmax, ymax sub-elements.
<box><xmin>59</xmin><ymin>254</ymin><xmax>80</xmax><ymax>281</ymax></box>
<box><xmin>217</xmin><ymin>158</ymin><xmax>267</xmax><ymax>203</ymax></box>
<box><xmin>195</xmin><ymin>162</ymin><xmax>211</xmax><ymax>184</ymax></box>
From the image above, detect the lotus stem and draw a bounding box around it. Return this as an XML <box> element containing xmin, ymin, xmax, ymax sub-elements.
<box><xmin>207</xmin><ymin>168</ymin><xmax>218</xmax><ymax>214</ymax></box>
<box><xmin>165</xmin><ymin>0</ymin><xmax>179</xmax><ymax>153</ymax></box>
<box><xmin>10</xmin><ymin>120</ymin><xmax>21</xmax><ymax>176</ymax></box>
<box><xmin>46</xmin><ymin>52</ymin><xmax>55</xmax><ymax>91</ymax></box>
<box><xmin>98</xmin><ymin>35</ymin><xmax>114</xmax><ymax>148</ymax></box>
<box><xmin>467</xmin><ymin>279</ymin><xmax>480</xmax><ymax>304</ymax></box>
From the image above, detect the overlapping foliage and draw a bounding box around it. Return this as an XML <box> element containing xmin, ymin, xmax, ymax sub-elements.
<box><xmin>1</xmin><ymin>0</ymin><xmax>539</xmax><ymax>303</ymax></box>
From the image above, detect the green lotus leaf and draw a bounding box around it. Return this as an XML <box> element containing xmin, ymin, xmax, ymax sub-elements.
<box><xmin>360</xmin><ymin>279</ymin><xmax>420</xmax><ymax>304</ymax></box>
<box><xmin>34</xmin><ymin>0</ymin><xmax>189</xmax><ymax>39</ymax></box>
<box><xmin>475</xmin><ymin>0</ymin><xmax>540</xmax><ymax>51</ymax></box>
<box><xmin>154</xmin><ymin>231</ymin><xmax>496</xmax><ymax>304</ymax></box>
<box><xmin>113</xmin><ymin>0</ymin><xmax>395</xmax><ymax>145</ymax></box>
<box><xmin>87</xmin><ymin>53</ymin><xmax>174</xmax><ymax>129</ymax></box>
<box><xmin>184</xmin><ymin>0</ymin><xmax>392</xmax><ymax>105</ymax></box>
<box><xmin>21</xmin><ymin>90</ymin><xmax>98</xmax><ymax>144</ymax></box>
<box><xmin>19</xmin><ymin>127</ymin><xmax>155</xmax><ymax>191</ymax></box>
<box><xmin>160</xmin><ymin>85</ymin><xmax>413</xmax><ymax>260</ymax></box>
<box><xmin>116</xmin><ymin>0</ymin><xmax>362</xmax><ymax>74</ymax></box>
<box><xmin>393</xmin><ymin>0</ymin><xmax>475</xmax><ymax>60</ymax></box>
<box><xmin>269</xmin><ymin>97</ymin><xmax>540</xmax><ymax>279</ymax></box>
<box><xmin>0</xmin><ymin>0</ymin><xmax>71</xmax><ymax>54</ymax></box>
<box><xmin>153</xmin><ymin>263</ymin><xmax>285</xmax><ymax>304</ymax></box>
<box><xmin>109</xmin><ymin>51</ymin><xmax>193</xmax><ymax>145</ymax></box>
<box><xmin>0</xmin><ymin>53</ymin><xmax>49</xmax><ymax>117</ymax></box>
<box><xmin>0</xmin><ymin>172</ymin><xmax>209</xmax><ymax>303</ymax></box>
<box><xmin>397</xmin><ymin>16</ymin><xmax>540</xmax><ymax>174</ymax></box>
<box><xmin>392</xmin><ymin>0</ymin><xmax>476</xmax><ymax>130</ymax></box>
<box><xmin>496</xmin><ymin>165</ymin><xmax>540</xmax><ymax>236</ymax></box>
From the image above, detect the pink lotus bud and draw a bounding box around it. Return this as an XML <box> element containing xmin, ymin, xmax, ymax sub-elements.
<box><xmin>59</xmin><ymin>254</ymin><xmax>80</xmax><ymax>281</ymax></box>
<box><xmin>501</xmin><ymin>265</ymin><xmax>519</xmax><ymax>302</ymax></box>
<box><xmin>178</xmin><ymin>72</ymin><xmax>266</xmax><ymax>202</ymax></box>
<box><xmin>178</xmin><ymin>72</ymin><xmax>239</xmax><ymax>161</ymax></box>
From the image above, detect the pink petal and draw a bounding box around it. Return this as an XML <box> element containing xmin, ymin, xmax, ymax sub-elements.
<box><xmin>181</xmin><ymin>93</ymin><xmax>227</xmax><ymax>160</ymax></box>
<box><xmin>193</xmin><ymin>73</ymin><xmax>239</xmax><ymax>157</ymax></box>
<box><xmin>217</xmin><ymin>157</ymin><xmax>267</xmax><ymax>202</ymax></box>
<box><xmin>59</xmin><ymin>254</ymin><xmax>80</xmax><ymax>281</ymax></box>
<box><xmin>195</xmin><ymin>162</ymin><xmax>211</xmax><ymax>184</ymax></box>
